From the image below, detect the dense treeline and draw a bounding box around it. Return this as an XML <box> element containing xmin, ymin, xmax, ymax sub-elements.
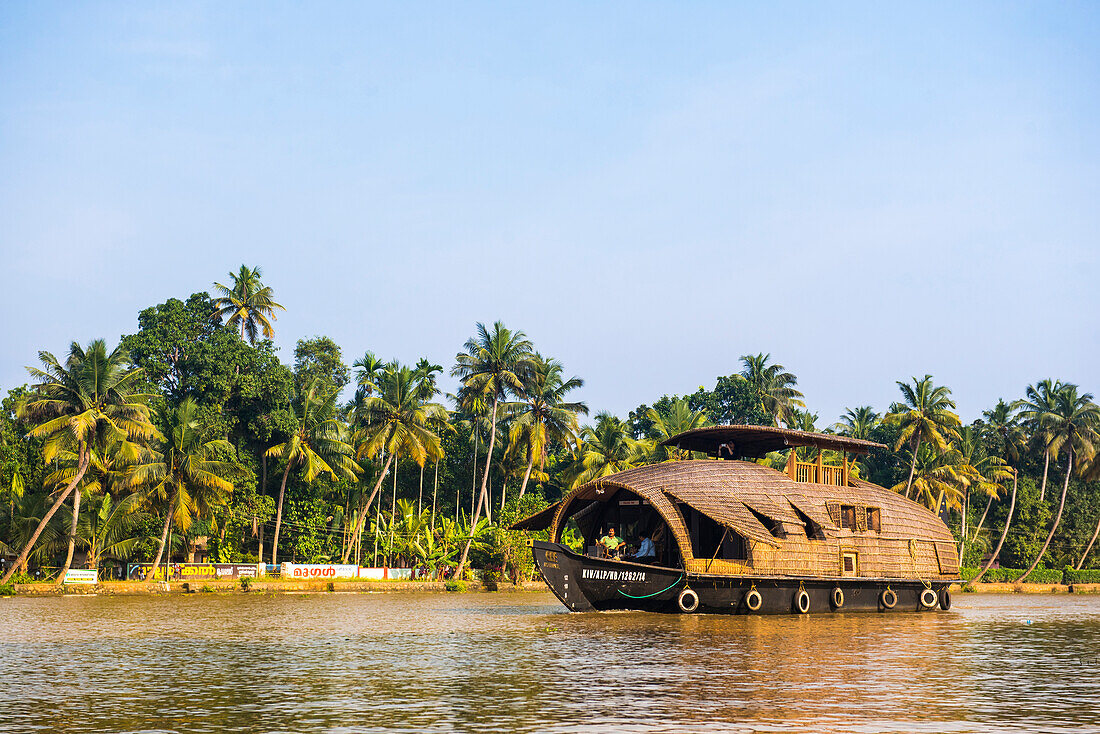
<box><xmin>1</xmin><ymin>266</ymin><xmax>1098</xmax><ymax>585</ymax></box>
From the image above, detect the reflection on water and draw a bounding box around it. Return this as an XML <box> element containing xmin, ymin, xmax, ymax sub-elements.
<box><xmin>1</xmin><ymin>592</ymin><xmax>1098</xmax><ymax>733</ymax></box>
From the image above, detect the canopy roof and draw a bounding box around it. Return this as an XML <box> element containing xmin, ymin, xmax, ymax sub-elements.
<box><xmin>661</xmin><ymin>425</ymin><xmax>885</xmax><ymax>458</ymax></box>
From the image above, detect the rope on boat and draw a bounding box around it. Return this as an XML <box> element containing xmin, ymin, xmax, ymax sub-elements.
<box><xmin>616</xmin><ymin>573</ymin><xmax>685</xmax><ymax>599</ymax></box>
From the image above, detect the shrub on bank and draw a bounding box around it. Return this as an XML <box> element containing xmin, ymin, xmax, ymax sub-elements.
<box><xmin>960</xmin><ymin>567</ymin><xmax>1066</xmax><ymax>584</ymax></box>
<box><xmin>1064</xmin><ymin>569</ymin><xmax>1100</xmax><ymax>585</ymax></box>
<box><xmin>0</xmin><ymin>582</ymin><xmax>14</xmax><ymax>597</ymax></box>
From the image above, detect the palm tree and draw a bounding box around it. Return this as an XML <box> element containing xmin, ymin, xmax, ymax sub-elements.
<box><xmin>266</xmin><ymin>379</ymin><xmax>360</xmax><ymax>565</ymax></box>
<box><xmin>128</xmin><ymin>399</ymin><xmax>240</xmax><ymax>574</ymax></box>
<box><xmin>972</xmin><ymin>400</ymin><xmax>1026</xmax><ymax>583</ymax></box>
<box><xmin>1075</xmin><ymin>455</ymin><xmax>1100</xmax><ymax>569</ymax></box>
<box><xmin>212</xmin><ymin>265</ymin><xmax>286</xmax><ymax>344</ymax></box>
<box><xmin>1016</xmin><ymin>379</ymin><xmax>1062</xmax><ymax>502</ymax></box>
<box><xmin>77</xmin><ymin>492</ymin><xmax>147</xmax><ymax>572</ymax></box>
<box><xmin>342</xmin><ymin>364</ymin><xmax>446</xmax><ymax>564</ymax></box>
<box><xmin>505</xmin><ymin>354</ymin><xmax>587</xmax><ymax>498</ymax></box>
<box><xmin>451</xmin><ymin>322</ymin><xmax>534</xmax><ymax>577</ymax></box>
<box><xmin>834</xmin><ymin>406</ymin><xmax>880</xmax><ymax>440</ymax></box>
<box><xmin>954</xmin><ymin>426</ymin><xmax>1011</xmax><ymax>561</ymax></box>
<box><xmin>887</xmin><ymin>375</ymin><xmax>961</xmax><ymax>499</ymax></box>
<box><xmin>646</xmin><ymin>398</ymin><xmax>709</xmax><ymax>461</ymax></box>
<box><xmin>739</xmin><ymin>353</ymin><xmax>805</xmax><ymax>426</ymax></box>
<box><xmin>353</xmin><ymin>351</ymin><xmax>386</xmax><ymax>400</ymax></box>
<box><xmin>569</xmin><ymin>413</ymin><xmax>651</xmax><ymax>488</ymax></box>
<box><xmin>892</xmin><ymin>443</ymin><xmax>964</xmax><ymax>514</ymax></box>
<box><xmin>1016</xmin><ymin>385</ymin><xmax>1099</xmax><ymax>581</ymax></box>
<box><xmin>2</xmin><ymin>340</ymin><xmax>156</xmax><ymax>586</ymax></box>
<box><xmin>413</xmin><ymin>359</ymin><xmax>444</xmax><ymax>513</ymax></box>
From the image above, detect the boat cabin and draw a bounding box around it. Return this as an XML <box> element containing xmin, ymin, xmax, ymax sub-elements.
<box><xmin>514</xmin><ymin>426</ymin><xmax>959</xmax><ymax>581</ymax></box>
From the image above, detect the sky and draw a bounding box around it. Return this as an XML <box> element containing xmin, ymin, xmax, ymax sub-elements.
<box><xmin>1</xmin><ymin>2</ymin><xmax>1098</xmax><ymax>425</ymax></box>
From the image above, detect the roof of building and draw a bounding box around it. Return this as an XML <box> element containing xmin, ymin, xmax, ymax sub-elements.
<box><xmin>661</xmin><ymin>425</ymin><xmax>886</xmax><ymax>458</ymax></box>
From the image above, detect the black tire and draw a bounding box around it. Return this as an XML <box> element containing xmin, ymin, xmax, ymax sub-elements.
<box><xmin>881</xmin><ymin>588</ymin><xmax>898</xmax><ymax>609</ymax></box>
<box><xmin>831</xmin><ymin>586</ymin><xmax>844</xmax><ymax>609</ymax></box>
<box><xmin>744</xmin><ymin>589</ymin><xmax>762</xmax><ymax>612</ymax></box>
<box><xmin>677</xmin><ymin>588</ymin><xmax>700</xmax><ymax>613</ymax></box>
<box><xmin>795</xmin><ymin>589</ymin><xmax>810</xmax><ymax>614</ymax></box>
<box><xmin>920</xmin><ymin>588</ymin><xmax>938</xmax><ymax>609</ymax></box>
<box><xmin>939</xmin><ymin>588</ymin><xmax>952</xmax><ymax>610</ymax></box>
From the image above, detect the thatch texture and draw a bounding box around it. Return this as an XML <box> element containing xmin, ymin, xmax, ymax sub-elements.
<box><xmin>662</xmin><ymin>425</ymin><xmax>886</xmax><ymax>458</ymax></box>
<box><xmin>550</xmin><ymin>459</ymin><xmax>959</xmax><ymax>580</ymax></box>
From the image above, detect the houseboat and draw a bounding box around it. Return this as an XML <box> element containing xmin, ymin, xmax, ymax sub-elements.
<box><xmin>512</xmin><ymin>425</ymin><xmax>959</xmax><ymax>614</ymax></box>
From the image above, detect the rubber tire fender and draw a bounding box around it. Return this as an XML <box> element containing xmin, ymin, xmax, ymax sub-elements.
<box><xmin>831</xmin><ymin>586</ymin><xmax>844</xmax><ymax>609</ymax></box>
<box><xmin>881</xmin><ymin>588</ymin><xmax>898</xmax><ymax>609</ymax></box>
<box><xmin>677</xmin><ymin>587</ymin><xmax>700</xmax><ymax>613</ymax></box>
<box><xmin>920</xmin><ymin>588</ymin><xmax>939</xmax><ymax>609</ymax></box>
<box><xmin>744</xmin><ymin>588</ymin><xmax>763</xmax><ymax>612</ymax></box>
<box><xmin>795</xmin><ymin>589</ymin><xmax>811</xmax><ymax>614</ymax></box>
<box><xmin>939</xmin><ymin>588</ymin><xmax>952</xmax><ymax>611</ymax></box>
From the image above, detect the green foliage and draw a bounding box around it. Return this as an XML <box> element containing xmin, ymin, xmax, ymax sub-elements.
<box><xmin>294</xmin><ymin>337</ymin><xmax>349</xmax><ymax>394</ymax></box>
<box><xmin>1065</xmin><ymin>569</ymin><xmax>1100</xmax><ymax>584</ymax></box>
<box><xmin>0</xmin><ymin>581</ymin><xmax>14</xmax><ymax>596</ymax></box>
<box><xmin>239</xmin><ymin>575</ymin><xmax>253</xmax><ymax>591</ymax></box>
<box><xmin>444</xmin><ymin>579</ymin><xmax>466</xmax><ymax>592</ymax></box>
<box><xmin>961</xmin><ymin>567</ymin><xmax>1064</xmax><ymax>583</ymax></box>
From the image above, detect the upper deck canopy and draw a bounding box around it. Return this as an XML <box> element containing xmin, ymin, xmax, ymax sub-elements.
<box><xmin>661</xmin><ymin>425</ymin><xmax>885</xmax><ymax>459</ymax></box>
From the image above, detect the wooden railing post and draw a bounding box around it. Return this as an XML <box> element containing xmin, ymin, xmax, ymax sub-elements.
<box><xmin>786</xmin><ymin>451</ymin><xmax>797</xmax><ymax>480</ymax></box>
<box><xmin>815</xmin><ymin>449</ymin><xmax>823</xmax><ymax>484</ymax></box>
<box><xmin>842</xmin><ymin>452</ymin><xmax>850</xmax><ymax>487</ymax></box>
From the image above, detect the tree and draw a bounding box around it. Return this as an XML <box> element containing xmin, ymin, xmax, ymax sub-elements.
<box><xmin>1016</xmin><ymin>384</ymin><xmax>1099</xmax><ymax>581</ymax></box>
<box><xmin>77</xmin><ymin>492</ymin><xmax>147</xmax><ymax>572</ymax></box>
<box><xmin>505</xmin><ymin>354</ymin><xmax>587</xmax><ymax>498</ymax></box>
<box><xmin>2</xmin><ymin>340</ymin><xmax>156</xmax><ymax>586</ymax></box>
<box><xmin>342</xmin><ymin>364</ymin><xmax>446</xmax><ymax>564</ymax></box>
<box><xmin>450</xmin><ymin>322</ymin><xmax>534</xmax><ymax>577</ymax></box>
<box><xmin>128</xmin><ymin>399</ymin><xmax>240</xmax><ymax>574</ymax></box>
<box><xmin>835</xmin><ymin>406</ymin><xmax>880</xmax><ymax>440</ymax></box>
<box><xmin>739</xmin><ymin>353</ymin><xmax>805</xmax><ymax>426</ymax></box>
<box><xmin>887</xmin><ymin>375</ymin><xmax>961</xmax><ymax>499</ymax></box>
<box><xmin>1016</xmin><ymin>379</ymin><xmax>1063</xmax><ymax>502</ymax></box>
<box><xmin>891</xmin><ymin>443</ymin><xmax>963</xmax><ymax>514</ymax></box>
<box><xmin>294</xmin><ymin>336</ymin><xmax>350</xmax><ymax>394</ymax></box>
<box><xmin>971</xmin><ymin>400</ymin><xmax>1026</xmax><ymax>582</ymax></box>
<box><xmin>1075</xmin><ymin>456</ymin><xmax>1100</xmax><ymax>569</ymax></box>
<box><xmin>954</xmin><ymin>426</ymin><xmax>1011</xmax><ymax>562</ymax></box>
<box><xmin>265</xmin><ymin>378</ymin><xmax>360</xmax><ymax>565</ymax></box>
<box><xmin>569</xmin><ymin>413</ymin><xmax>651</xmax><ymax>488</ymax></box>
<box><xmin>646</xmin><ymin>398</ymin><xmax>708</xmax><ymax>460</ymax></box>
<box><xmin>212</xmin><ymin>265</ymin><xmax>285</xmax><ymax>344</ymax></box>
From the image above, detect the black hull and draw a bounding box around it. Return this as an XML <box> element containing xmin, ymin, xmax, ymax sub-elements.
<box><xmin>532</xmin><ymin>541</ymin><xmax>952</xmax><ymax>615</ymax></box>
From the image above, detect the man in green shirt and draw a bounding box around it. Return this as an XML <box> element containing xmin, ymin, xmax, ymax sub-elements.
<box><xmin>599</xmin><ymin>527</ymin><xmax>625</xmax><ymax>558</ymax></box>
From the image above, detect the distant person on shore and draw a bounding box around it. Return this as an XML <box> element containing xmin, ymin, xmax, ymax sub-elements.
<box><xmin>629</xmin><ymin>533</ymin><xmax>656</xmax><ymax>564</ymax></box>
<box><xmin>599</xmin><ymin>528</ymin><xmax>625</xmax><ymax>559</ymax></box>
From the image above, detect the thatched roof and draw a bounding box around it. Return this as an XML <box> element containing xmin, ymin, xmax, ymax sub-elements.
<box><xmin>662</xmin><ymin>425</ymin><xmax>885</xmax><ymax>458</ymax></box>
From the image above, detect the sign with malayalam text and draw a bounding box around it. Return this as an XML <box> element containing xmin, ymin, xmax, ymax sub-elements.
<box><xmin>280</xmin><ymin>563</ymin><xmax>360</xmax><ymax>579</ymax></box>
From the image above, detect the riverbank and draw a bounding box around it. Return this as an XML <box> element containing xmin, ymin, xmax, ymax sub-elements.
<box><xmin>7</xmin><ymin>579</ymin><xmax>1100</xmax><ymax>597</ymax></box>
<box><xmin>8</xmin><ymin>578</ymin><xmax>548</xmax><ymax>596</ymax></box>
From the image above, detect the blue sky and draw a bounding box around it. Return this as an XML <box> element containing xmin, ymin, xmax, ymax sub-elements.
<box><xmin>1</xmin><ymin>2</ymin><xmax>1097</xmax><ymax>424</ymax></box>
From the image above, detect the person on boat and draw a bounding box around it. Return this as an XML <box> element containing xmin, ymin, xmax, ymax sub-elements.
<box><xmin>598</xmin><ymin>528</ymin><xmax>625</xmax><ymax>558</ymax></box>
<box><xmin>628</xmin><ymin>533</ymin><xmax>656</xmax><ymax>564</ymax></box>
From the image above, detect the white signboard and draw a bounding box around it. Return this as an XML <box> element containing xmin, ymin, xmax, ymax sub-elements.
<box><xmin>358</xmin><ymin>567</ymin><xmax>385</xmax><ymax>580</ymax></box>
<box><xmin>280</xmin><ymin>563</ymin><xmax>359</xmax><ymax>579</ymax></box>
<box><xmin>63</xmin><ymin>569</ymin><xmax>98</xmax><ymax>584</ymax></box>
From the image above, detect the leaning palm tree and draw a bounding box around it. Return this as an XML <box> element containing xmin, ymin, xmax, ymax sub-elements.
<box><xmin>887</xmin><ymin>375</ymin><xmax>961</xmax><ymax>499</ymax></box>
<box><xmin>212</xmin><ymin>265</ymin><xmax>286</xmax><ymax>344</ymax></box>
<box><xmin>739</xmin><ymin>353</ymin><xmax>805</xmax><ymax>426</ymax></box>
<box><xmin>954</xmin><ymin>426</ymin><xmax>1011</xmax><ymax>562</ymax></box>
<box><xmin>451</xmin><ymin>322</ymin><xmax>534</xmax><ymax>577</ymax></box>
<box><xmin>971</xmin><ymin>400</ymin><xmax>1026</xmax><ymax>583</ymax></box>
<box><xmin>1075</xmin><ymin>455</ymin><xmax>1100</xmax><ymax>569</ymax></box>
<box><xmin>1016</xmin><ymin>385</ymin><xmax>1099</xmax><ymax>581</ymax></box>
<box><xmin>646</xmin><ymin>398</ymin><xmax>709</xmax><ymax>461</ymax></box>
<box><xmin>892</xmin><ymin>443</ymin><xmax>964</xmax><ymax>514</ymax></box>
<box><xmin>127</xmin><ymin>399</ymin><xmax>240</xmax><ymax>575</ymax></box>
<box><xmin>342</xmin><ymin>364</ymin><xmax>446</xmax><ymax>564</ymax></box>
<box><xmin>505</xmin><ymin>354</ymin><xmax>587</xmax><ymax>498</ymax></box>
<box><xmin>1015</xmin><ymin>379</ymin><xmax>1063</xmax><ymax>502</ymax></box>
<box><xmin>2</xmin><ymin>340</ymin><xmax>156</xmax><ymax>586</ymax></box>
<box><xmin>266</xmin><ymin>378</ymin><xmax>361</xmax><ymax>565</ymax></box>
<box><xmin>569</xmin><ymin>413</ymin><xmax>652</xmax><ymax>488</ymax></box>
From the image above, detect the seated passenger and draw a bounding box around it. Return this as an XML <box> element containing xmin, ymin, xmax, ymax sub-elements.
<box><xmin>629</xmin><ymin>533</ymin><xmax>656</xmax><ymax>563</ymax></box>
<box><xmin>598</xmin><ymin>527</ymin><xmax>626</xmax><ymax>558</ymax></box>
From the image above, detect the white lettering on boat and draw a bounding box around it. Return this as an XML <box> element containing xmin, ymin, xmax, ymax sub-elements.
<box><xmin>581</xmin><ymin>568</ymin><xmax>648</xmax><ymax>583</ymax></box>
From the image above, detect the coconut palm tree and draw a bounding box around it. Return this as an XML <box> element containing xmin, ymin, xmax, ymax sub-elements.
<box><xmin>644</xmin><ymin>398</ymin><xmax>709</xmax><ymax>461</ymax></box>
<box><xmin>413</xmin><ymin>359</ymin><xmax>444</xmax><ymax>512</ymax></box>
<box><xmin>266</xmin><ymin>379</ymin><xmax>360</xmax><ymax>565</ymax></box>
<box><xmin>342</xmin><ymin>364</ymin><xmax>446</xmax><ymax>564</ymax></box>
<box><xmin>451</xmin><ymin>322</ymin><xmax>534</xmax><ymax>577</ymax></box>
<box><xmin>954</xmin><ymin>426</ymin><xmax>1011</xmax><ymax>561</ymax></box>
<box><xmin>353</xmin><ymin>351</ymin><xmax>386</xmax><ymax>400</ymax></box>
<box><xmin>892</xmin><ymin>443</ymin><xmax>964</xmax><ymax>514</ymax></box>
<box><xmin>569</xmin><ymin>413</ymin><xmax>652</xmax><ymax>488</ymax></box>
<box><xmin>2</xmin><ymin>340</ymin><xmax>156</xmax><ymax>586</ymax></box>
<box><xmin>739</xmin><ymin>353</ymin><xmax>805</xmax><ymax>426</ymax></box>
<box><xmin>127</xmin><ymin>399</ymin><xmax>240</xmax><ymax>574</ymax></box>
<box><xmin>1015</xmin><ymin>379</ymin><xmax>1063</xmax><ymax>502</ymax></box>
<box><xmin>834</xmin><ymin>406</ymin><xmax>880</xmax><ymax>440</ymax></box>
<box><xmin>77</xmin><ymin>492</ymin><xmax>147</xmax><ymax>572</ymax></box>
<box><xmin>971</xmin><ymin>400</ymin><xmax>1026</xmax><ymax>583</ymax></box>
<box><xmin>212</xmin><ymin>265</ymin><xmax>286</xmax><ymax>344</ymax></box>
<box><xmin>1016</xmin><ymin>385</ymin><xmax>1099</xmax><ymax>581</ymax></box>
<box><xmin>887</xmin><ymin>375</ymin><xmax>961</xmax><ymax>499</ymax></box>
<box><xmin>1075</xmin><ymin>455</ymin><xmax>1100</xmax><ymax>569</ymax></box>
<box><xmin>505</xmin><ymin>354</ymin><xmax>587</xmax><ymax>498</ymax></box>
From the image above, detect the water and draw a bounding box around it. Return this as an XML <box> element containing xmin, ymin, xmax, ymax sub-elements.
<box><xmin>1</xmin><ymin>591</ymin><xmax>1098</xmax><ymax>733</ymax></box>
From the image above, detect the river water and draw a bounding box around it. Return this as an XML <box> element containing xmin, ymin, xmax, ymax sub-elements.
<box><xmin>1</xmin><ymin>591</ymin><xmax>1098</xmax><ymax>733</ymax></box>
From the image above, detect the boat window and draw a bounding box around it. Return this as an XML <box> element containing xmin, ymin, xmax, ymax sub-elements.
<box><xmin>841</xmin><ymin>551</ymin><xmax>859</xmax><ymax>576</ymax></box>
<box><xmin>840</xmin><ymin>505</ymin><xmax>857</xmax><ymax>530</ymax></box>
<box><xmin>866</xmin><ymin>507</ymin><xmax>881</xmax><ymax>532</ymax></box>
<box><xmin>789</xmin><ymin>503</ymin><xmax>827</xmax><ymax>540</ymax></box>
<box><xmin>680</xmin><ymin>504</ymin><xmax>747</xmax><ymax>560</ymax></box>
